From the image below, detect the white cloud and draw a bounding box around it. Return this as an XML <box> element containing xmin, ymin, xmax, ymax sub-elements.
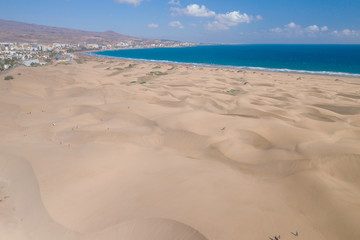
<box><xmin>114</xmin><ymin>0</ymin><xmax>142</xmax><ymax>7</ymax></box>
<box><xmin>344</xmin><ymin>29</ymin><xmax>360</xmax><ymax>36</ymax></box>
<box><xmin>342</xmin><ymin>29</ymin><xmax>351</xmax><ymax>36</ymax></box>
<box><xmin>206</xmin><ymin>21</ymin><xmax>229</xmax><ymax>30</ymax></box>
<box><xmin>271</xmin><ymin>22</ymin><xmax>360</xmax><ymax>39</ymax></box>
<box><xmin>169</xmin><ymin>21</ymin><xmax>184</xmax><ymax>29</ymax></box>
<box><xmin>148</xmin><ymin>23</ymin><xmax>159</xmax><ymax>28</ymax></box>
<box><xmin>207</xmin><ymin>11</ymin><xmax>258</xmax><ymax>31</ymax></box>
<box><xmin>285</xmin><ymin>22</ymin><xmax>300</xmax><ymax>29</ymax></box>
<box><xmin>321</xmin><ymin>26</ymin><xmax>328</xmax><ymax>31</ymax></box>
<box><xmin>275</xmin><ymin>22</ymin><xmax>328</xmax><ymax>34</ymax></box>
<box><xmin>306</xmin><ymin>25</ymin><xmax>320</xmax><ymax>32</ymax></box>
<box><xmin>270</xmin><ymin>22</ymin><xmax>304</xmax><ymax>35</ymax></box>
<box><xmin>171</xmin><ymin>4</ymin><xmax>216</xmax><ymax>17</ymax></box>
<box><xmin>216</xmin><ymin>11</ymin><xmax>251</xmax><ymax>25</ymax></box>
<box><xmin>270</xmin><ymin>27</ymin><xmax>283</xmax><ymax>33</ymax></box>
<box><xmin>168</xmin><ymin>0</ymin><xmax>180</xmax><ymax>6</ymax></box>
<box><xmin>171</xmin><ymin>4</ymin><xmax>260</xmax><ymax>31</ymax></box>
<box><xmin>331</xmin><ymin>29</ymin><xmax>359</xmax><ymax>37</ymax></box>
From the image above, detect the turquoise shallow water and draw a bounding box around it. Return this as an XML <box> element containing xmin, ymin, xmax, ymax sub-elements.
<box><xmin>89</xmin><ymin>44</ymin><xmax>360</xmax><ymax>77</ymax></box>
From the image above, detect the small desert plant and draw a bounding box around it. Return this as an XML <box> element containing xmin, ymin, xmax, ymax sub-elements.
<box><xmin>226</xmin><ymin>89</ymin><xmax>242</xmax><ymax>95</ymax></box>
<box><xmin>226</xmin><ymin>89</ymin><xmax>236</xmax><ymax>93</ymax></box>
<box><xmin>168</xmin><ymin>66</ymin><xmax>176</xmax><ymax>70</ymax></box>
<box><xmin>126</xmin><ymin>64</ymin><xmax>136</xmax><ymax>68</ymax></box>
<box><xmin>4</xmin><ymin>75</ymin><xmax>14</xmax><ymax>80</ymax></box>
<box><xmin>149</xmin><ymin>71</ymin><xmax>168</xmax><ymax>76</ymax></box>
<box><xmin>74</xmin><ymin>58</ymin><xmax>87</xmax><ymax>64</ymax></box>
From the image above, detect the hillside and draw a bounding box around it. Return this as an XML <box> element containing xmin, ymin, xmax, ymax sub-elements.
<box><xmin>0</xmin><ymin>19</ymin><xmax>140</xmax><ymax>44</ymax></box>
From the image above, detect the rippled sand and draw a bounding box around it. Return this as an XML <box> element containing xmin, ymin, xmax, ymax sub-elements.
<box><xmin>1</xmin><ymin>58</ymin><xmax>360</xmax><ymax>240</ymax></box>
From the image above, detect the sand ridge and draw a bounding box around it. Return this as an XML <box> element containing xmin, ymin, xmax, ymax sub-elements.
<box><xmin>1</xmin><ymin>58</ymin><xmax>360</xmax><ymax>240</ymax></box>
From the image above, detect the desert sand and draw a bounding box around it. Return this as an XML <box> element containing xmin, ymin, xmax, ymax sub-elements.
<box><xmin>1</xmin><ymin>57</ymin><xmax>360</xmax><ymax>240</ymax></box>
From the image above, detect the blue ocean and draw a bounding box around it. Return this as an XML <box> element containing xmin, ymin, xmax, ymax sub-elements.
<box><xmin>90</xmin><ymin>45</ymin><xmax>360</xmax><ymax>77</ymax></box>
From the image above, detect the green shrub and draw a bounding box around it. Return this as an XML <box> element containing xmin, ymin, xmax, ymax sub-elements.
<box><xmin>4</xmin><ymin>75</ymin><xmax>13</xmax><ymax>80</ymax></box>
<box><xmin>149</xmin><ymin>71</ymin><xmax>168</xmax><ymax>76</ymax></box>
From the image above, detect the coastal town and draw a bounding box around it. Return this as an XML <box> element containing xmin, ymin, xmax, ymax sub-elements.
<box><xmin>0</xmin><ymin>39</ymin><xmax>197</xmax><ymax>72</ymax></box>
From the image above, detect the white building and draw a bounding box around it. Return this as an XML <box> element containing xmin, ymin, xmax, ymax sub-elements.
<box><xmin>23</xmin><ymin>59</ymin><xmax>44</xmax><ymax>67</ymax></box>
<box><xmin>86</xmin><ymin>44</ymin><xmax>99</xmax><ymax>49</ymax></box>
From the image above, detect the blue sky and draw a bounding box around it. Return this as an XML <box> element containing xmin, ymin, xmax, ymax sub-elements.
<box><xmin>1</xmin><ymin>0</ymin><xmax>360</xmax><ymax>43</ymax></box>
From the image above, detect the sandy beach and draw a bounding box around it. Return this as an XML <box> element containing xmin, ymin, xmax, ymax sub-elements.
<box><xmin>1</xmin><ymin>57</ymin><xmax>360</xmax><ymax>240</ymax></box>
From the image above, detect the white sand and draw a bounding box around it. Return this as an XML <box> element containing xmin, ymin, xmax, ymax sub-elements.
<box><xmin>1</xmin><ymin>58</ymin><xmax>360</xmax><ymax>240</ymax></box>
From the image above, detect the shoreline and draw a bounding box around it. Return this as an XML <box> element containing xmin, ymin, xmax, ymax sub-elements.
<box><xmin>79</xmin><ymin>51</ymin><xmax>360</xmax><ymax>78</ymax></box>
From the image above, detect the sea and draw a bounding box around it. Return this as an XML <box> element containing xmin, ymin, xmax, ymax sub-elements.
<box><xmin>88</xmin><ymin>44</ymin><xmax>360</xmax><ymax>77</ymax></box>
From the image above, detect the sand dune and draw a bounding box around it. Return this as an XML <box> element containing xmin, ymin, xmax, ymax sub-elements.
<box><xmin>1</xmin><ymin>59</ymin><xmax>360</xmax><ymax>240</ymax></box>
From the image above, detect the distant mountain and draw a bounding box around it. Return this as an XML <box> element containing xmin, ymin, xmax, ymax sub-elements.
<box><xmin>0</xmin><ymin>19</ymin><xmax>141</xmax><ymax>44</ymax></box>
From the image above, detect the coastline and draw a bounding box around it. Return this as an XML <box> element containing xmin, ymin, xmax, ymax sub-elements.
<box><xmin>79</xmin><ymin>48</ymin><xmax>360</xmax><ymax>78</ymax></box>
<box><xmin>1</xmin><ymin>57</ymin><xmax>360</xmax><ymax>240</ymax></box>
